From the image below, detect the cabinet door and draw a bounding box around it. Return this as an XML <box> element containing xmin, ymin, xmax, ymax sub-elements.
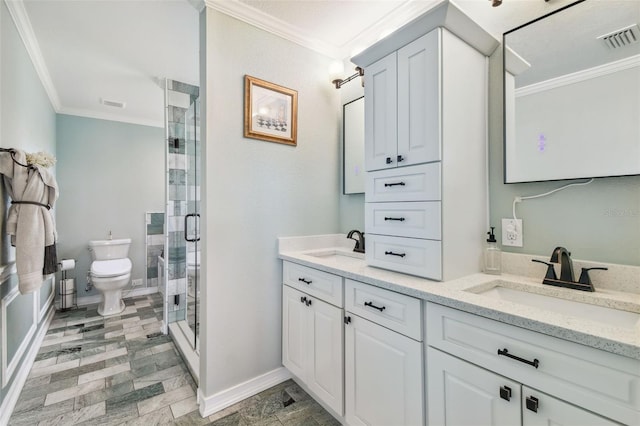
<box><xmin>307</xmin><ymin>297</ymin><xmax>344</xmax><ymax>416</ymax></box>
<box><xmin>345</xmin><ymin>314</ymin><xmax>423</xmax><ymax>426</ymax></box>
<box><xmin>282</xmin><ymin>285</ymin><xmax>308</xmax><ymax>380</ymax></box>
<box><xmin>365</xmin><ymin>53</ymin><xmax>398</xmax><ymax>171</ymax></box>
<box><xmin>427</xmin><ymin>347</ymin><xmax>521</xmax><ymax>426</ymax></box>
<box><xmin>397</xmin><ymin>30</ymin><xmax>441</xmax><ymax>166</ymax></box>
<box><xmin>522</xmin><ymin>386</ymin><xmax>619</xmax><ymax>426</ymax></box>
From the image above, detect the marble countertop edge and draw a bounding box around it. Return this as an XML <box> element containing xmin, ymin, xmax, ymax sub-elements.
<box><xmin>279</xmin><ymin>249</ymin><xmax>640</xmax><ymax>360</ymax></box>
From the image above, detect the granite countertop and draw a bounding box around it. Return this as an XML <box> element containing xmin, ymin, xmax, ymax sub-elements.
<box><xmin>278</xmin><ymin>235</ymin><xmax>640</xmax><ymax>360</ymax></box>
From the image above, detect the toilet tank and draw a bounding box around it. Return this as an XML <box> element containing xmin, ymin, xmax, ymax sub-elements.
<box><xmin>89</xmin><ymin>238</ymin><xmax>131</xmax><ymax>260</ymax></box>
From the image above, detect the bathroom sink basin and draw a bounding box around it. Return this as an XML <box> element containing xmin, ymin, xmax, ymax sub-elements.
<box><xmin>304</xmin><ymin>249</ymin><xmax>365</xmax><ymax>260</ymax></box>
<box><xmin>467</xmin><ymin>281</ymin><xmax>640</xmax><ymax>329</ymax></box>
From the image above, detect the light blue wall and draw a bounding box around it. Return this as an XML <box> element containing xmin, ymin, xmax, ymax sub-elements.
<box><xmin>56</xmin><ymin>115</ymin><xmax>164</xmax><ymax>298</ymax></box>
<box><xmin>200</xmin><ymin>8</ymin><xmax>342</xmax><ymax>396</ymax></box>
<box><xmin>0</xmin><ymin>0</ymin><xmax>56</xmax><ymax>413</ymax></box>
<box><xmin>488</xmin><ymin>48</ymin><xmax>640</xmax><ymax>266</ymax></box>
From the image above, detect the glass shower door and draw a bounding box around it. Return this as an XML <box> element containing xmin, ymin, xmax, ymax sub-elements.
<box><xmin>184</xmin><ymin>96</ymin><xmax>200</xmax><ymax>349</ymax></box>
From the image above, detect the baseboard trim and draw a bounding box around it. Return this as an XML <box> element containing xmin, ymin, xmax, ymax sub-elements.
<box><xmin>0</xmin><ymin>306</ymin><xmax>55</xmax><ymax>426</ymax></box>
<box><xmin>70</xmin><ymin>286</ymin><xmax>158</xmax><ymax>308</ymax></box>
<box><xmin>198</xmin><ymin>367</ymin><xmax>292</xmax><ymax>418</ymax></box>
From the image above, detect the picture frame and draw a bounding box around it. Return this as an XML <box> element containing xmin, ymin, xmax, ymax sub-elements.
<box><xmin>244</xmin><ymin>75</ymin><xmax>298</xmax><ymax>146</ymax></box>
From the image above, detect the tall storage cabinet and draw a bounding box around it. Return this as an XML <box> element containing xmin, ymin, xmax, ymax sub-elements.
<box><xmin>353</xmin><ymin>2</ymin><xmax>498</xmax><ymax>281</ymax></box>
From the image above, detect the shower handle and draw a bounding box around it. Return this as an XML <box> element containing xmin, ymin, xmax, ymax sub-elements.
<box><xmin>184</xmin><ymin>213</ymin><xmax>201</xmax><ymax>242</ymax></box>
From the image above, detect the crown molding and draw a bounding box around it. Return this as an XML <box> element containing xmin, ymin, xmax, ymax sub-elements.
<box><xmin>4</xmin><ymin>0</ymin><xmax>61</xmax><ymax>111</ymax></box>
<box><xmin>187</xmin><ymin>0</ymin><xmax>205</xmax><ymax>13</ymax></box>
<box><xmin>516</xmin><ymin>54</ymin><xmax>640</xmax><ymax>97</ymax></box>
<box><xmin>204</xmin><ymin>0</ymin><xmax>340</xmax><ymax>59</ymax></box>
<box><xmin>58</xmin><ymin>106</ymin><xmax>164</xmax><ymax>129</ymax></box>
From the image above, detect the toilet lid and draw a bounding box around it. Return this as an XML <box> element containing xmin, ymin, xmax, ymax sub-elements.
<box><xmin>91</xmin><ymin>258</ymin><xmax>132</xmax><ymax>278</ymax></box>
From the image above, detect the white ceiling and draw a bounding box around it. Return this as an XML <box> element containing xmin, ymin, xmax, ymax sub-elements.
<box><xmin>11</xmin><ymin>0</ymin><xmax>583</xmax><ymax>128</ymax></box>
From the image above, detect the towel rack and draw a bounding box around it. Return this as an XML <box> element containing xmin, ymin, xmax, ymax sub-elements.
<box><xmin>0</xmin><ymin>148</ymin><xmax>33</xmax><ymax>169</ymax></box>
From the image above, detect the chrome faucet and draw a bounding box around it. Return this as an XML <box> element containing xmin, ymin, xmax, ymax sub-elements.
<box><xmin>531</xmin><ymin>246</ymin><xmax>607</xmax><ymax>292</ymax></box>
<box><xmin>347</xmin><ymin>230</ymin><xmax>365</xmax><ymax>253</ymax></box>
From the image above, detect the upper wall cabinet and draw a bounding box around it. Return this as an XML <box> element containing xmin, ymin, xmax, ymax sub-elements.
<box><xmin>365</xmin><ymin>31</ymin><xmax>440</xmax><ymax>171</ymax></box>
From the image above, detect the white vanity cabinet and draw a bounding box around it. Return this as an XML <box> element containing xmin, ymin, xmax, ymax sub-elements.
<box><xmin>364</xmin><ymin>30</ymin><xmax>439</xmax><ymax>172</ymax></box>
<box><xmin>426</xmin><ymin>302</ymin><xmax>640</xmax><ymax>426</ymax></box>
<box><xmin>282</xmin><ymin>263</ymin><xmax>344</xmax><ymax>416</ymax></box>
<box><xmin>355</xmin><ymin>18</ymin><xmax>493</xmax><ymax>281</ymax></box>
<box><xmin>344</xmin><ymin>279</ymin><xmax>424</xmax><ymax>426</ymax></box>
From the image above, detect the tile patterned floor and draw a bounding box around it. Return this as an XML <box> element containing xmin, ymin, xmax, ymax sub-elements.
<box><xmin>9</xmin><ymin>293</ymin><xmax>339</xmax><ymax>425</ymax></box>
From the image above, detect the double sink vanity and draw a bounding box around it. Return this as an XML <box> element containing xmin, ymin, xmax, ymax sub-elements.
<box><xmin>278</xmin><ymin>234</ymin><xmax>640</xmax><ymax>426</ymax></box>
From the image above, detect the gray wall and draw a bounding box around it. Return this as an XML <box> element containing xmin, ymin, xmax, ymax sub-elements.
<box><xmin>56</xmin><ymin>115</ymin><xmax>164</xmax><ymax>298</ymax></box>
<box><xmin>488</xmin><ymin>47</ymin><xmax>640</xmax><ymax>266</ymax></box>
<box><xmin>200</xmin><ymin>8</ymin><xmax>341</xmax><ymax>397</ymax></box>
<box><xmin>0</xmin><ymin>0</ymin><xmax>56</xmax><ymax>412</ymax></box>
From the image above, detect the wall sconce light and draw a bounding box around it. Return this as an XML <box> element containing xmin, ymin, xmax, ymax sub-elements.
<box><xmin>332</xmin><ymin>67</ymin><xmax>365</xmax><ymax>89</ymax></box>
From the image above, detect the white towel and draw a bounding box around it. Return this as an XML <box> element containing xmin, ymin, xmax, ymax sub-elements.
<box><xmin>0</xmin><ymin>149</ymin><xmax>58</xmax><ymax>294</ymax></box>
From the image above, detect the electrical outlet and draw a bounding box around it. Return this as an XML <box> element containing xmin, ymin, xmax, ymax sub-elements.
<box><xmin>502</xmin><ymin>218</ymin><xmax>523</xmax><ymax>247</ymax></box>
<box><xmin>132</xmin><ymin>278</ymin><xmax>143</xmax><ymax>287</ymax></box>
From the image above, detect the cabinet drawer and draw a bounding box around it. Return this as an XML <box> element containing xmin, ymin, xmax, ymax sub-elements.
<box><xmin>366</xmin><ymin>234</ymin><xmax>441</xmax><ymax>280</ymax></box>
<box><xmin>365</xmin><ymin>201</ymin><xmax>441</xmax><ymax>239</ymax></box>
<box><xmin>426</xmin><ymin>302</ymin><xmax>640</xmax><ymax>425</ymax></box>
<box><xmin>283</xmin><ymin>262</ymin><xmax>343</xmax><ymax>307</ymax></box>
<box><xmin>365</xmin><ymin>163</ymin><xmax>440</xmax><ymax>203</ymax></box>
<box><xmin>345</xmin><ymin>279</ymin><xmax>422</xmax><ymax>340</ymax></box>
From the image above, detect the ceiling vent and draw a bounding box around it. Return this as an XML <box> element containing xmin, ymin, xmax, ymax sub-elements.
<box><xmin>598</xmin><ymin>24</ymin><xmax>640</xmax><ymax>49</ymax></box>
<box><xmin>100</xmin><ymin>98</ymin><xmax>126</xmax><ymax>108</ymax></box>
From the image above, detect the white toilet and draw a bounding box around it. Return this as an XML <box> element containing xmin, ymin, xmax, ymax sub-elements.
<box><xmin>88</xmin><ymin>238</ymin><xmax>132</xmax><ymax>316</ymax></box>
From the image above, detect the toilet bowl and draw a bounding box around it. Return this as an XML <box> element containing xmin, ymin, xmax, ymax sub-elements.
<box><xmin>88</xmin><ymin>238</ymin><xmax>132</xmax><ymax>316</ymax></box>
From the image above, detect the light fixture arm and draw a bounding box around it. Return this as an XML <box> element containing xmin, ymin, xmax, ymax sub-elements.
<box><xmin>332</xmin><ymin>67</ymin><xmax>364</xmax><ymax>89</ymax></box>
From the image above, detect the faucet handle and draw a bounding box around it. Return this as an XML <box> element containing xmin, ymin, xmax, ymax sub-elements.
<box><xmin>531</xmin><ymin>259</ymin><xmax>558</xmax><ymax>281</ymax></box>
<box><xmin>578</xmin><ymin>267</ymin><xmax>608</xmax><ymax>286</ymax></box>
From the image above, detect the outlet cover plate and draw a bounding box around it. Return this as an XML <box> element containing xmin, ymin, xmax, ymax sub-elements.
<box><xmin>502</xmin><ymin>218</ymin><xmax>523</xmax><ymax>247</ymax></box>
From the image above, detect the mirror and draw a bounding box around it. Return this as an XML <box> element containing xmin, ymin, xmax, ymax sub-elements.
<box><xmin>343</xmin><ymin>96</ymin><xmax>365</xmax><ymax>194</ymax></box>
<box><xmin>504</xmin><ymin>0</ymin><xmax>640</xmax><ymax>183</ymax></box>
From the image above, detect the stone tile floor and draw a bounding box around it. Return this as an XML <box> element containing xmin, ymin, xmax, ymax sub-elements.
<box><xmin>9</xmin><ymin>293</ymin><xmax>339</xmax><ymax>425</ymax></box>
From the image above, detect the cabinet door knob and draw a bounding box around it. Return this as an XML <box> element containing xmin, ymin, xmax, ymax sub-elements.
<box><xmin>305</xmin><ymin>299</ymin><xmax>312</xmax><ymax>306</ymax></box>
<box><xmin>344</xmin><ymin>316</ymin><xmax>352</xmax><ymax>324</ymax></box>
<box><xmin>386</xmin><ymin>157</ymin><xmax>393</xmax><ymax>164</ymax></box>
<box><xmin>300</xmin><ymin>296</ymin><xmax>307</xmax><ymax>304</ymax></box>
<box><xmin>499</xmin><ymin>386</ymin><xmax>512</xmax><ymax>401</ymax></box>
<box><xmin>397</xmin><ymin>155</ymin><xmax>404</xmax><ymax>163</ymax></box>
<box><xmin>298</xmin><ymin>278</ymin><xmax>312</xmax><ymax>285</ymax></box>
<box><xmin>525</xmin><ymin>396</ymin><xmax>539</xmax><ymax>413</ymax></box>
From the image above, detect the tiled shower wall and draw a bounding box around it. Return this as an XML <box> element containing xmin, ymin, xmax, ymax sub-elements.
<box><xmin>165</xmin><ymin>79</ymin><xmax>199</xmax><ymax>324</ymax></box>
<box><xmin>145</xmin><ymin>211</ymin><xmax>165</xmax><ymax>287</ymax></box>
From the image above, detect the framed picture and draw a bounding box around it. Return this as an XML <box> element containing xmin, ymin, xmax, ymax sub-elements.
<box><xmin>244</xmin><ymin>75</ymin><xmax>298</xmax><ymax>146</ymax></box>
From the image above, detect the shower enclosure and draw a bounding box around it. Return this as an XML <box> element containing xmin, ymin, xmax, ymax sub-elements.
<box><xmin>162</xmin><ymin>79</ymin><xmax>200</xmax><ymax>377</ymax></box>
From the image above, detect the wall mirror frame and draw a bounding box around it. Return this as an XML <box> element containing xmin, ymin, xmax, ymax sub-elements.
<box><xmin>503</xmin><ymin>0</ymin><xmax>640</xmax><ymax>183</ymax></box>
<box><xmin>343</xmin><ymin>96</ymin><xmax>365</xmax><ymax>194</ymax></box>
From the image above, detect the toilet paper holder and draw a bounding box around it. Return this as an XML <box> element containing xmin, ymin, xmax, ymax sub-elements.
<box><xmin>58</xmin><ymin>259</ymin><xmax>77</xmax><ymax>311</ymax></box>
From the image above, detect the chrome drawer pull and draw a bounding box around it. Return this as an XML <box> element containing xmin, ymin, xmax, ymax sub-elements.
<box><xmin>364</xmin><ymin>301</ymin><xmax>386</xmax><ymax>312</ymax></box>
<box><xmin>385</xmin><ymin>251</ymin><xmax>406</xmax><ymax>258</ymax></box>
<box><xmin>298</xmin><ymin>278</ymin><xmax>312</xmax><ymax>285</ymax></box>
<box><xmin>384</xmin><ymin>182</ymin><xmax>406</xmax><ymax>187</ymax></box>
<box><xmin>498</xmin><ymin>348</ymin><xmax>539</xmax><ymax>369</ymax></box>
<box><xmin>384</xmin><ymin>217</ymin><xmax>406</xmax><ymax>222</ymax></box>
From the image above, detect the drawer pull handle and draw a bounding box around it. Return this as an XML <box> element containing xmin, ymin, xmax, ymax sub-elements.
<box><xmin>344</xmin><ymin>316</ymin><xmax>352</xmax><ymax>324</ymax></box>
<box><xmin>499</xmin><ymin>386</ymin><xmax>512</xmax><ymax>402</ymax></box>
<box><xmin>384</xmin><ymin>182</ymin><xmax>406</xmax><ymax>187</ymax></box>
<box><xmin>498</xmin><ymin>348</ymin><xmax>539</xmax><ymax>369</ymax></box>
<box><xmin>300</xmin><ymin>296</ymin><xmax>307</xmax><ymax>304</ymax></box>
<box><xmin>298</xmin><ymin>278</ymin><xmax>312</xmax><ymax>285</ymax></box>
<box><xmin>364</xmin><ymin>301</ymin><xmax>386</xmax><ymax>312</ymax></box>
<box><xmin>385</xmin><ymin>251</ymin><xmax>406</xmax><ymax>258</ymax></box>
<box><xmin>525</xmin><ymin>396</ymin><xmax>539</xmax><ymax>413</ymax></box>
<box><xmin>384</xmin><ymin>217</ymin><xmax>406</xmax><ymax>222</ymax></box>
<box><xmin>306</xmin><ymin>299</ymin><xmax>312</xmax><ymax>307</ymax></box>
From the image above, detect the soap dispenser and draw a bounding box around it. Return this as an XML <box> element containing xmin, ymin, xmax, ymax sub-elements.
<box><xmin>484</xmin><ymin>227</ymin><xmax>501</xmax><ymax>275</ymax></box>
